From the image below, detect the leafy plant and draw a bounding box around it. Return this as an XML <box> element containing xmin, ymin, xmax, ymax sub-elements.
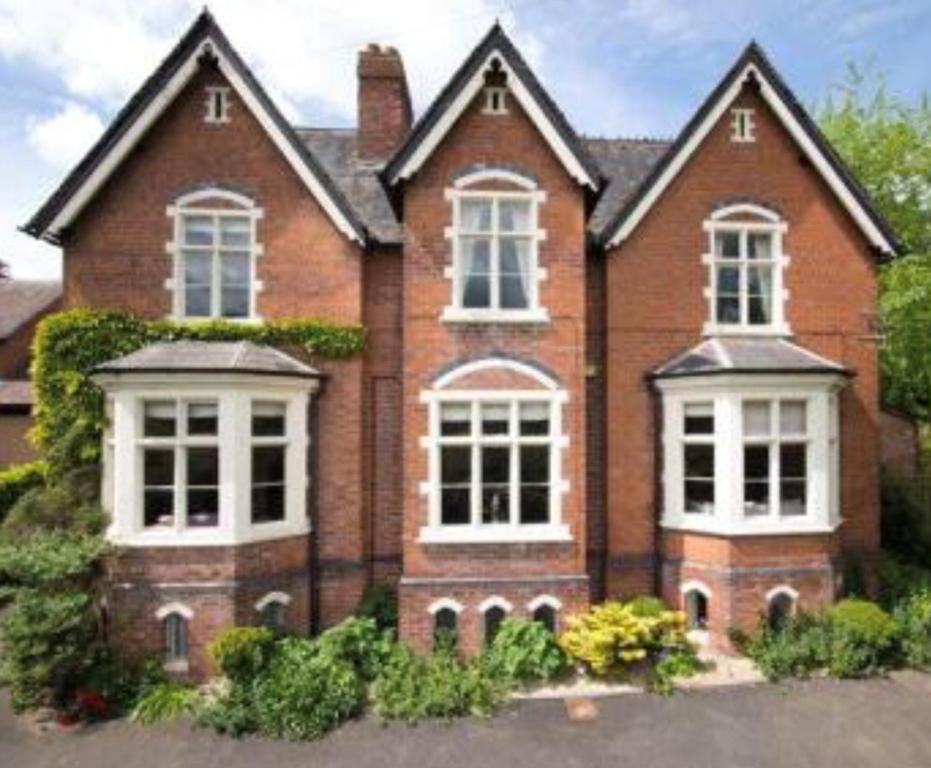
<box><xmin>208</xmin><ymin>627</ymin><xmax>276</xmax><ymax>685</ymax></box>
<box><xmin>893</xmin><ymin>590</ymin><xmax>931</xmax><ymax>670</ymax></box>
<box><xmin>481</xmin><ymin>618</ymin><xmax>568</xmax><ymax>683</ymax></box>
<box><xmin>355</xmin><ymin>584</ymin><xmax>398</xmax><ymax>630</ymax></box>
<box><xmin>827</xmin><ymin>599</ymin><xmax>900</xmax><ymax>677</ymax></box>
<box><xmin>130</xmin><ymin>683</ymin><xmax>198</xmax><ymax>725</ymax></box>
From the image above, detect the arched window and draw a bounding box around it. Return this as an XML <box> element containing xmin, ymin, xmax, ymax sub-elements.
<box><xmin>681</xmin><ymin>584</ymin><xmax>710</xmax><ymax>631</ymax></box>
<box><xmin>164</xmin><ymin>613</ymin><xmax>188</xmax><ymax>665</ymax></box>
<box><xmin>766</xmin><ymin>587</ymin><xmax>798</xmax><ymax>630</ymax></box>
<box><xmin>433</xmin><ymin>607</ymin><xmax>458</xmax><ymax>651</ymax></box>
<box><xmin>484</xmin><ymin>605</ymin><xmax>506</xmax><ymax>646</ymax></box>
<box><xmin>533</xmin><ymin>604</ymin><xmax>556</xmax><ymax>633</ymax></box>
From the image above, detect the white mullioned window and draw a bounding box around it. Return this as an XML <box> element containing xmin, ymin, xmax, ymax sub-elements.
<box><xmin>703</xmin><ymin>204</ymin><xmax>788</xmax><ymax>335</ymax></box>
<box><xmin>443</xmin><ymin>171</ymin><xmax>548</xmax><ymax>324</ymax></box>
<box><xmin>167</xmin><ymin>189</ymin><xmax>263</xmax><ymax>321</ymax></box>
<box><xmin>658</xmin><ymin>375</ymin><xmax>844</xmax><ymax>536</ymax></box>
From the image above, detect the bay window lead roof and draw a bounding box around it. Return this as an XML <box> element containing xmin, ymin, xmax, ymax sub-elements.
<box><xmin>94</xmin><ymin>341</ymin><xmax>321</xmax><ymax>379</ymax></box>
<box><xmin>650</xmin><ymin>337</ymin><xmax>850</xmax><ymax>380</ymax></box>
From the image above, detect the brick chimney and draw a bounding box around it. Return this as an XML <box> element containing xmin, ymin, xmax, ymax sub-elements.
<box><xmin>357</xmin><ymin>44</ymin><xmax>412</xmax><ymax>162</ymax></box>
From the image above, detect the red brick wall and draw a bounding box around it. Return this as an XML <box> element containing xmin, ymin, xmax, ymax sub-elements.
<box><xmin>604</xmin><ymin>85</ymin><xmax>881</xmax><ymax>609</ymax></box>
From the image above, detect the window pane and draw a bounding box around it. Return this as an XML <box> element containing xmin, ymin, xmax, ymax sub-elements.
<box><xmin>441</xmin><ymin>488</ymin><xmax>470</xmax><ymax>525</ymax></box>
<box><xmin>685</xmin><ymin>480</ymin><xmax>714</xmax><ymax>514</ymax></box>
<box><xmin>716</xmin><ymin>265</ymin><xmax>740</xmax><ymax>294</ymax></box>
<box><xmin>747</xmin><ymin>266</ymin><xmax>772</xmax><ymax>325</ymax></box>
<box><xmin>252</xmin><ymin>402</ymin><xmax>286</xmax><ymax>437</ymax></box>
<box><xmin>441</xmin><ymin>446</ymin><xmax>471</xmax><ymax>485</ymax></box>
<box><xmin>219</xmin><ymin>217</ymin><xmax>250</xmax><ymax>247</ymax></box>
<box><xmin>743</xmin><ymin>401</ymin><xmax>771</xmax><ymax>437</ymax></box>
<box><xmin>481</xmin><ymin>446</ymin><xmax>509</xmax><ymax>523</ymax></box>
<box><xmin>144</xmin><ymin>401</ymin><xmax>176</xmax><ymax>437</ymax></box>
<box><xmin>684</xmin><ymin>403</ymin><xmax>714</xmax><ymax>435</ymax></box>
<box><xmin>481</xmin><ymin>403</ymin><xmax>509</xmax><ymax>435</ymax></box>
<box><xmin>183</xmin><ymin>215</ymin><xmax>214</xmax><ymax>246</ymax></box>
<box><xmin>748</xmin><ymin>233</ymin><xmax>772</xmax><ymax>261</ymax></box>
<box><xmin>716</xmin><ymin>296</ymin><xmax>740</xmax><ymax>324</ymax></box>
<box><xmin>744</xmin><ymin>445</ymin><xmax>770</xmax><ymax>516</ymax></box>
<box><xmin>144</xmin><ymin>448</ymin><xmax>174</xmax><ymax>486</ymax></box>
<box><xmin>460</xmin><ymin>199</ymin><xmax>492</xmax><ymax>231</ymax></box>
<box><xmin>253</xmin><ymin>445</ymin><xmax>285</xmax><ymax>484</ymax></box>
<box><xmin>519</xmin><ymin>402</ymin><xmax>549</xmax><ymax>436</ymax></box>
<box><xmin>252</xmin><ymin>485</ymin><xmax>285</xmax><ymax>523</ymax></box>
<box><xmin>780</xmin><ymin>401</ymin><xmax>807</xmax><ymax>435</ymax></box>
<box><xmin>144</xmin><ymin>489</ymin><xmax>174</xmax><ymax>527</ymax></box>
<box><xmin>499</xmin><ymin>200</ymin><xmax>532</xmax><ymax>232</ymax></box>
<box><xmin>187</xmin><ymin>402</ymin><xmax>218</xmax><ymax>436</ymax></box>
<box><xmin>715</xmin><ymin>231</ymin><xmax>740</xmax><ymax>259</ymax></box>
<box><xmin>440</xmin><ymin>403</ymin><xmax>471</xmax><ymax>436</ymax></box>
<box><xmin>684</xmin><ymin>444</ymin><xmax>714</xmax><ymax>479</ymax></box>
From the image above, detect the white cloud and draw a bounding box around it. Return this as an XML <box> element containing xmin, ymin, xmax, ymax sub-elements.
<box><xmin>27</xmin><ymin>101</ymin><xmax>105</xmax><ymax>169</ymax></box>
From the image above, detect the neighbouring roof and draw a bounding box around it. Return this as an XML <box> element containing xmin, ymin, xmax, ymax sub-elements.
<box><xmin>651</xmin><ymin>337</ymin><xmax>849</xmax><ymax>380</ymax></box>
<box><xmin>94</xmin><ymin>341</ymin><xmax>321</xmax><ymax>379</ymax></box>
<box><xmin>0</xmin><ymin>280</ymin><xmax>61</xmax><ymax>339</ymax></box>
<box><xmin>22</xmin><ymin>10</ymin><xmax>366</xmax><ymax>246</ymax></box>
<box><xmin>600</xmin><ymin>41</ymin><xmax>899</xmax><ymax>256</ymax></box>
<box><xmin>0</xmin><ymin>380</ymin><xmax>34</xmax><ymax>409</ymax></box>
<box><xmin>382</xmin><ymin>22</ymin><xmax>602</xmax><ymax>192</ymax></box>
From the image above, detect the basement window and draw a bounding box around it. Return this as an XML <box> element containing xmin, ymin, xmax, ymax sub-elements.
<box><xmin>205</xmin><ymin>86</ymin><xmax>231</xmax><ymax>124</ymax></box>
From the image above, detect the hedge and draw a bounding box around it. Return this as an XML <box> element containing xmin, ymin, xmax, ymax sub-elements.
<box><xmin>30</xmin><ymin>309</ymin><xmax>365</xmax><ymax>475</ymax></box>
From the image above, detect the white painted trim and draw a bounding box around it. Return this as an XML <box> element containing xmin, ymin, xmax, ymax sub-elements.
<box><xmin>427</xmin><ymin>597</ymin><xmax>465</xmax><ymax>615</ymax></box>
<box><xmin>680</xmin><ymin>581</ymin><xmax>712</xmax><ymax>599</ymax></box>
<box><xmin>605</xmin><ymin>63</ymin><xmax>895</xmax><ymax>254</ymax></box>
<box><xmin>432</xmin><ymin>357</ymin><xmax>559</xmax><ymax>391</ymax></box>
<box><xmin>765</xmin><ymin>585</ymin><xmax>799</xmax><ymax>603</ymax></box>
<box><xmin>43</xmin><ymin>36</ymin><xmax>363</xmax><ymax>244</ymax></box>
<box><xmin>255</xmin><ymin>591</ymin><xmax>292</xmax><ymax>611</ymax></box>
<box><xmin>390</xmin><ymin>51</ymin><xmax>596</xmax><ymax>189</ymax></box>
<box><xmin>478</xmin><ymin>595</ymin><xmax>514</xmax><ymax>614</ymax></box>
<box><xmin>527</xmin><ymin>594</ymin><xmax>563</xmax><ymax>612</ymax></box>
<box><xmin>155</xmin><ymin>601</ymin><xmax>194</xmax><ymax>620</ymax></box>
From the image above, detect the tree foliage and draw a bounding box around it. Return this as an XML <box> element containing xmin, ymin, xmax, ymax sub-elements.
<box><xmin>817</xmin><ymin>65</ymin><xmax>931</xmax><ymax>419</ymax></box>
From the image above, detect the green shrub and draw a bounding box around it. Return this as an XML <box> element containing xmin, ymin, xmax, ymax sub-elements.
<box><xmin>131</xmin><ymin>683</ymin><xmax>198</xmax><ymax>725</ymax></box>
<box><xmin>316</xmin><ymin>616</ymin><xmax>395</xmax><ymax>683</ymax></box>
<box><xmin>827</xmin><ymin>599</ymin><xmax>900</xmax><ymax>677</ymax></box>
<box><xmin>744</xmin><ymin>612</ymin><xmax>832</xmax><ymax>681</ymax></box>
<box><xmin>894</xmin><ymin>590</ymin><xmax>931</xmax><ymax>670</ymax></box>
<box><xmin>208</xmin><ymin>627</ymin><xmax>276</xmax><ymax>685</ymax></box>
<box><xmin>373</xmin><ymin>644</ymin><xmax>504</xmax><ymax>723</ymax></box>
<box><xmin>252</xmin><ymin>637</ymin><xmax>364</xmax><ymax>740</ymax></box>
<box><xmin>0</xmin><ymin>461</ymin><xmax>46</xmax><ymax>524</ymax></box>
<box><xmin>355</xmin><ymin>584</ymin><xmax>398</xmax><ymax>630</ymax></box>
<box><xmin>482</xmin><ymin>618</ymin><xmax>568</xmax><ymax>683</ymax></box>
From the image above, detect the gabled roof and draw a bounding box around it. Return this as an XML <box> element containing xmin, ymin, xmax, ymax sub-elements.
<box><xmin>22</xmin><ymin>10</ymin><xmax>367</xmax><ymax>246</ymax></box>
<box><xmin>383</xmin><ymin>23</ymin><xmax>602</xmax><ymax>191</ymax></box>
<box><xmin>651</xmin><ymin>337</ymin><xmax>849</xmax><ymax>380</ymax></box>
<box><xmin>94</xmin><ymin>341</ymin><xmax>321</xmax><ymax>379</ymax></box>
<box><xmin>0</xmin><ymin>280</ymin><xmax>61</xmax><ymax>339</ymax></box>
<box><xmin>600</xmin><ymin>42</ymin><xmax>899</xmax><ymax>257</ymax></box>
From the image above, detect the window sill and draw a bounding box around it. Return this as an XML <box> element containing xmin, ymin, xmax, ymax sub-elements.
<box><xmin>440</xmin><ymin>307</ymin><xmax>550</xmax><ymax>325</ymax></box>
<box><xmin>660</xmin><ymin>515</ymin><xmax>842</xmax><ymax>537</ymax></box>
<box><xmin>418</xmin><ymin>524</ymin><xmax>571</xmax><ymax>544</ymax></box>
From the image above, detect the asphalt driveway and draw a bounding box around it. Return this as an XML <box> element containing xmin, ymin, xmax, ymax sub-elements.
<box><xmin>2</xmin><ymin>674</ymin><xmax>931</xmax><ymax>768</ymax></box>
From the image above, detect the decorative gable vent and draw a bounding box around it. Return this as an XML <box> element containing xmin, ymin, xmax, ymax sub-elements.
<box><xmin>730</xmin><ymin>107</ymin><xmax>756</xmax><ymax>143</ymax></box>
<box><xmin>483</xmin><ymin>86</ymin><xmax>508</xmax><ymax>115</ymax></box>
<box><xmin>205</xmin><ymin>86</ymin><xmax>231</xmax><ymax>124</ymax></box>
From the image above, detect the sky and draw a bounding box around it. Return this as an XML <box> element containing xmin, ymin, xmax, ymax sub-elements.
<box><xmin>1</xmin><ymin>0</ymin><xmax>929</xmax><ymax>280</ymax></box>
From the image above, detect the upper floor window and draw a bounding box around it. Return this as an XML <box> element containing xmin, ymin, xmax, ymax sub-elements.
<box><xmin>443</xmin><ymin>172</ymin><xmax>547</xmax><ymax>324</ymax></box>
<box><xmin>703</xmin><ymin>205</ymin><xmax>788</xmax><ymax>335</ymax></box>
<box><xmin>168</xmin><ymin>189</ymin><xmax>263</xmax><ymax>321</ymax></box>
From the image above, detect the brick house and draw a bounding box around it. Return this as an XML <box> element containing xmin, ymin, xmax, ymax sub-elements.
<box><xmin>22</xmin><ymin>11</ymin><xmax>897</xmax><ymax>676</ymax></box>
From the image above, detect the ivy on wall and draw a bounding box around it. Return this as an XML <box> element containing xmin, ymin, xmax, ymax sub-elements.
<box><xmin>31</xmin><ymin>309</ymin><xmax>366</xmax><ymax>476</ymax></box>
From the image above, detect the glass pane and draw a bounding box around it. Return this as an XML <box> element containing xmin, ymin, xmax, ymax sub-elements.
<box><xmin>684</xmin><ymin>403</ymin><xmax>714</xmax><ymax>435</ymax></box>
<box><xmin>441</xmin><ymin>446</ymin><xmax>471</xmax><ymax>485</ymax></box>
<box><xmin>187</xmin><ymin>402</ymin><xmax>218</xmax><ymax>436</ymax></box>
<box><xmin>744</xmin><ymin>445</ymin><xmax>770</xmax><ymax>516</ymax></box>
<box><xmin>252</xmin><ymin>485</ymin><xmax>285</xmax><ymax>523</ymax></box>
<box><xmin>221</xmin><ymin>287</ymin><xmax>249</xmax><ymax>318</ymax></box>
<box><xmin>685</xmin><ymin>480</ymin><xmax>714</xmax><ymax>514</ymax></box>
<box><xmin>716</xmin><ymin>265</ymin><xmax>740</xmax><ymax>294</ymax></box>
<box><xmin>144</xmin><ymin>448</ymin><xmax>174</xmax><ymax>487</ymax></box>
<box><xmin>716</xmin><ymin>296</ymin><xmax>740</xmax><ymax>324</ymax></box>
<box><xmin>520</xmin><ymin>485</ymin><xmax>549</xmax><ymax>524</ymax></box>
<box><xmin>187</xmin><ymin>447</ymin><xmax>218</xmax><ymax>486</ymax></box>
<box><xmin>748</xmin><ymin>232</ymin><xmax>772</xmax><ymax>261</ymax></box>
<box><xmin>519</xmin><ymin>402</ymin><xmax>549</xmax><ymax>436</ymax></box>
<box><xmin>219</xmin><ymin>217</ymin><xmax>250</xmax><ymax>248</ymax></box>
<box><xmin>144</xmin><ymin>489</ymin><xmax>174</xmax><ymax>527</ymax></box>
<box><xmin>747</xmin><ymin>266</ymin><xmax>772</xmax><ymax>325</ymax></box>
<box><xmin>187</xmin><ymin>490</ymin><xmax>219</xmax><ymax>526</ymax></box>
<box><xmin>441</xmin><ymin>488</ymin><xmax>470</xmax><ymax>525</ymax></box>
<box><xmin>499</xmin><ymin>200</ymin><xmax>532</xmax><ymax>232</ymax></box>
<box><xmin>460</xmin><ymin>199</ymin><xmax>492</xmax><ymax>231</ymax></box>
<box><xmin>684</xmin><ymin>444</ymin><xmax>714</xmax><ymax>479</ymax></box>
<box><xmin>743</xmin><ymin>401</ymin><xmax>771</xmax><ymax>437</ymax></box>
<box><xmin>144</xmin><ymin>401</ymin><xmax>176</xmax><ymax>437</ymax></box>
<box><xmin>183</xmin><ymin>215</ymin><xmax>214</xmax><ymax>246</ymax></box>
<box><xmin>780</xmin><ymin>401</ymin><xmax>807</xmax><ymax>435</ymax></box>
<box><xmin>441</xmin><ymin>403</ymin><xmax>471</xmax><ymax>436</ymax></box>
<box><xmin>481</xmin><ymin>403</ymin><xmax>509</xmax><ymax>435</ymax></box>
<box><xmin>521</xmin><ymin>446</ymin><xmax>549</xmax><ymax>484</ymax></box>
<box><xmin>252</xmin><ymin>402</ymin><xmax>286</xmax><ymax>437</ymax></box>
<box><xmin>253</xmin><ymin>445</ymin><xmax>285</xmax><ymax>484</ymax></box>
<box><xmin>715</xmin><ymin>231</ymin><xmax>740</xmax><ymax>259</ymax></box>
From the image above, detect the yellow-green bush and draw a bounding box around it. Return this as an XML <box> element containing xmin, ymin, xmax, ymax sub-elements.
<box><xmin>558</xmin><ymin>600</ymin><xmax>690</xmax><ymax>677</ymax></box>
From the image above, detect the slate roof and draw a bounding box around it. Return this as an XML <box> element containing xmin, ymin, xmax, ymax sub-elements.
<box><xmin>0</xmin><ymin>280</ymin><xmax>61</xmax><ymax>339</ymax></box>
<box><xmin>0</xmin><ymin>380</ymin><xmax>34</xmax><ymax>410</ymax></box>
<box><xmin>651</xmin><ymin>337</ymin><xmax>849</xmax><ymax>379</ymax></box>
<box><xmin>94</xmin><ymin>341</ymin><xmax>321</xmax><ymax>379</ymax></box>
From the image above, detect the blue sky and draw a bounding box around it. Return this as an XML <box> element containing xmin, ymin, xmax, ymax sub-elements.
<box><xmin>1</xmin><ymin>0</ymin><xmax>929</xmax><ymax>280</ymax></box>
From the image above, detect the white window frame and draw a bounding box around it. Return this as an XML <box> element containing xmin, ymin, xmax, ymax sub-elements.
<box><xmin>702</xmin><ymin>204</ymin><xmax>789</xmax><ymax>336</ymax></box>
<box><xmin>658</xmin><ymin>373</ymin><xmax>844</xmax><ymax>536</ymax></box>
<box><xmin>442</xmin><ymin>170</ymin><xmax>548</xmax><ymax>324</ymax></box>
<box><xmin>730</xmin><ymin>107</ymin><xmax>756</xmax><ymax>143</ymax></box>
<box><xmin>204</xmin><ymin>86</ymin><xmax>231</xmax><ymax>124</ymax></box>
<box><xmin>101</xmin><ymin>375</ymin><xmax>313</xmax><ymax>547</ymax></box>
<box><xmin>419</xmin><ymin>359</ymin><xmax>570</xmax><ymax>544</ymax></box>
<box><xmin>166</xmin><ymin>189</ymin><xmax>264</xmax><ymax>321</ymax></box>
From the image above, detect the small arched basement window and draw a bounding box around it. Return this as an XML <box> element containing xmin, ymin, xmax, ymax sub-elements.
<box><xmin>684</xmin><ymin>589</ymin><xmax>709</xmax><ymax>630</ymax></box>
